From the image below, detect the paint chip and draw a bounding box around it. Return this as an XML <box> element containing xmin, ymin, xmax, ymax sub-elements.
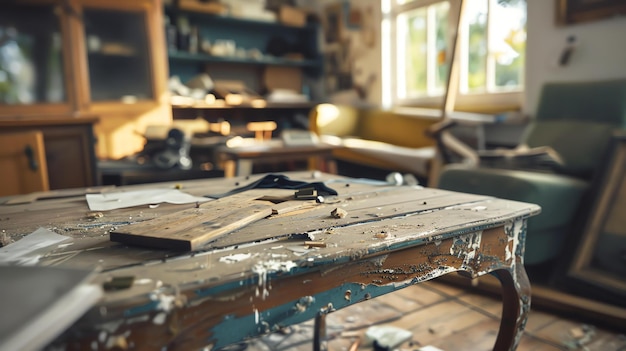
<box><xmin>219</xmin><ymin>253</ymin><xmax>252</xmax><ymax>263</ymax></box>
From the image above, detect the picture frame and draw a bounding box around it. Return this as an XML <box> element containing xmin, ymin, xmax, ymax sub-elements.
<box><xmin>557</xmin><ymin>134</ymin><xmax>626</xmax><ymax>307</ymax></box>
<box><xmin>557</xmin><ymin>0</ymin><xmax>626</xmax><ymax>25</ymax></box>
<box><xmin>323</xmin><ymin>3</ymin><xmax>343</xmax><ymax>44</ymax></box>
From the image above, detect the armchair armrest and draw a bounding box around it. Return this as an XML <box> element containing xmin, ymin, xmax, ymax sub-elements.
<box><xmin>427</xmin><ymin>119</ymin><xmax>479</xmax><ymax>166</ymax></box>
<box><xmin>477</xmin><ymin>145</ymin><xmax>564</xmax><ymax>171</ymax></box>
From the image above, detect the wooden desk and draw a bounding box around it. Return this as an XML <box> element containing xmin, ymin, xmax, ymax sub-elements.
<box><xmin>0</xmin><ymin>172</ymin><xmax>539</xmax><ymax>351</ymax></box>
<box><xmin>217</xmin><ymin>140</ymin><xmax>338</xmax><ymax>177</ymax></box>
<box><xmin>98</xmin><ymin>160</ymin><xmax>224</xmax><ymax>186</ymax></box>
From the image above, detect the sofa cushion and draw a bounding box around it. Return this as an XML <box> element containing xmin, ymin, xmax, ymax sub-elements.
<box><xmin>313</xmin><ymin>104</ymin><xmax>361</xmax><ymax>137</ymax></box>
<box><xmin>359</xmin><ymin>110</ymin><xmax>437</xmax><ymax>149</ymax></box>
<box><xmin>311</xmin><ymin>104</ymin><xmax>439</xmax><ymax>178</ymax></box>
<box><xmin>320</xmin><ymin>135</ymin><xmax>435</xmax><ymax>177</ymax></box>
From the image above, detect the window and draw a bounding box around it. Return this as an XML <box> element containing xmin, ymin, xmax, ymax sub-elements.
<box><xmin>0</xmin><ymin>4</ymin><xmax>66</xmax><ymax>105</ymax></box>
<box><xmin>382</xmin><ymin>0</ymin><xmax>526</xmax><ymax>110</ymax></box>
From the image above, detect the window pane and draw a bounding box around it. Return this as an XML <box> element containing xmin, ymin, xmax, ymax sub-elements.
<box><xmin>84</xmin><ymin>9</ymin><xmax>153</xmax><ymax>101</ymax></box>
<box><xmin>434</xmin><ymin>2</ymin><xmax>450</xmax><ymax>91</ymax></box>
<box><xmin>466</xmin><ymin>0</ymin><xmax>487</xmax><ymax>92</ymax></box>
<box><xmin>398</xmin><ymin>7</ymin><xmax>427</xmax><ymax>98</ymax></box>
<box><xmin>492</xmin><ymin>0</ymin><xmax>526</xmax><ymax>89</ymax></box>
<box><xmin>0</xmin><ymin>5</ymin><xmax>65</xmax><ymax>105</ymax></box>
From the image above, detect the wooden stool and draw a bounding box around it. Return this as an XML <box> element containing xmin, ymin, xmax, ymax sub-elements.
<box><xmin>246</xmin><ymin>121</ymin><xmax>277</xmax><ymax>141</ymax></box>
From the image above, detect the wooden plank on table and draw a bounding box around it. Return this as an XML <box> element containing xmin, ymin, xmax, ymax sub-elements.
<box><xmin>109</xmin><ymin>189</ymin><xmax>309</xmax><ymax>251</ymax></box>
<box><xmin>270</xmin><ymin>199</ymin><xmax>317</xmax><ymax>215</ymax></box>
<box><xmin>110</xmin><ymin>201</ymin><xmax>272</xmax><ymax>251</ymax></box>
<box><xmin>208</xmin><ymin>187</ymin><xmax>494</xmax><ymax>248</ymax></box>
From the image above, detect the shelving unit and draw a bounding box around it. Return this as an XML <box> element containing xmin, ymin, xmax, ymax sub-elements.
<box><xmin>168</xmin><ymin>51</ymin><xmax>319</xmax><ymax>69</ymax></box>
<box><xmin>164</xmin><ymin>5</ymin><xmax>323</xmax><ymax>93</ymax></box>
<box><xmin>164</xmin><ymin>4</ymin><xmax>323</xmax><ymax>136</ymax></box>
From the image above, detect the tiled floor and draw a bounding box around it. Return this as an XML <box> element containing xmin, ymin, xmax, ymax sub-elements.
<box><xmin>239</xmin><ymin>280</ymin><xmax>626</xmax><ymax>351</ymax></box>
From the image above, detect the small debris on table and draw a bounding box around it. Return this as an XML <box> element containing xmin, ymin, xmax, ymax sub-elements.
<box><xmin>295</xmin><ymin>187</ymin><xmax>317</xmax><ymax>200</ymax></box>
<box><xmin>304</xmin><ymin>241</ymin><xmax>327</xmax><ymax>248</ymax></box>
<box><xmin>86</xmin><ymin>211</ymin><xmax>104</xmax><ymax>219</ymax></box>
<box><xmin>331</xmin><ymin>207</ymin><xmax>348</xmax><ymax>219</ymax></box>
<box><xmin>374</xmin><ymin>231</ymin><xmax>388</xmax><ymax>239</ymax></box>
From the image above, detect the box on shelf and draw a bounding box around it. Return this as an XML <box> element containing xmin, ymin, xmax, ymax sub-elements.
<box><xmin>225</xmin><ymin>0</ymin><xmax>276</xmax><ymax>22</ymax></box>
<box><xmin>179</xmin><ymin>0</ymin><xmax>227</xmax><ymax>15</ymax></box>
<box><xmin>263</xmin><ymin>66</ymin><xmax>302</xmax><ymax>94</ymax></box>
<box><xmin>279</xmin><ymin>5</ymin><xmax>306</xmax><ymax>27</ymax></box>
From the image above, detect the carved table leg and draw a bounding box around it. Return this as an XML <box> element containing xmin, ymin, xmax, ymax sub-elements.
<box><xmin>492</xmin><ymin>262</ymin><xmax>531</xmax><ymax>351</ymax></box>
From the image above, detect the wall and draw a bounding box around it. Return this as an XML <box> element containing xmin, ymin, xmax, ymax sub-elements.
<box><xmin>525</xmin><ymin>0</ymin><xmax>626</xmax><ymax>114</ymax></box>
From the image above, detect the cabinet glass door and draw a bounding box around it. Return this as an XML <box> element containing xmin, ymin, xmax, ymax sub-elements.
<box><xmin>83</xmin><ymin>8</ymin><xmax>153</xmax><ymax>102</ymax></box>
<box><xmin>0</xmin><ymin>4</ymin><xmax>66</xmax><ymax>105</ymax></box>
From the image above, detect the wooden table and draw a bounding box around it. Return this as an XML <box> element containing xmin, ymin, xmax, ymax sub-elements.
<box><xmin>0</xmin><ymin>172</ymin><xmax>539</xmax><ymax>351</ymax></box>
<box><xmin>216</xmin><ymin>140</ymin><xmax>338</xmax><ymax>177</ymax></box>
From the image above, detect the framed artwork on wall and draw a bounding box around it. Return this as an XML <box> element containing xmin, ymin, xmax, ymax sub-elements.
<box><xmin>556</xmin><ymin>134</ymin><xmax>626</xmax><ymax>307</ymax></box>
<box><xmin>323</xmin><ymin>3</ymin><xmax>342</xmax><ymax>44</ymax></box>
<box><xmin>557</xmin><ymin>0</ymin><xmax>626</xmax><ymax>25</ymax></box>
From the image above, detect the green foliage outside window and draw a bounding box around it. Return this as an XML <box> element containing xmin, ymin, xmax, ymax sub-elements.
<box><xmin>405</xmin><ymin>8</ymin><xmax>427</xmax><ymax>96</ymax></box>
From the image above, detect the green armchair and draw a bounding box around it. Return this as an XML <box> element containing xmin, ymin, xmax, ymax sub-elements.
<box><xmin>437</xmin><ymin>79</ymin><xmax>626</xmax><ymax>265</ymax></box>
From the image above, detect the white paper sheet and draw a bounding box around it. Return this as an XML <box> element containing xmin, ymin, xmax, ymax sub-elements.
<box><xmin>0</xmin><ymin>228</ymin><xmax>72</xmax><ymax>265</ymax></box>
<box><xmin>85</xmin><ymin>188</ymin><xmax>211</xmax><ymax>211</ymax></box>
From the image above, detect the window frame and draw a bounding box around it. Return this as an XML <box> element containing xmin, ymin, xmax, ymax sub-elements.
<box><xmin>382</xmin><ymin>0</ymin><xmax>524</xmax><ymax>111</ymax></box>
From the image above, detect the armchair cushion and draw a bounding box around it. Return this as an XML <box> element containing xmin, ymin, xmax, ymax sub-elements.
<box><xmin>438</xmin><ymin>164</ymin><xmax>588</xmax><ymax>264</ymax></box>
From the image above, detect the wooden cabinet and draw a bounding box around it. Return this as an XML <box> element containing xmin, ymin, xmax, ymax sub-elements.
<box><xmin>67</xmin><ymin>0</ymin><xmax>168</xmax><ymax>115</ymax></box>
<box><xmin>0</xmin><ymin>0</ymin><xmax>171</xmax><ymax>160</ymax></box>
<box><xmin>0</xmin><ymin>131</ymin><xmax>49</xmax><ymax>197</ymax></box>
<box><xmin>0</xmin><ymin>118</ymin><xmax>98</xmax><ymax>192</ymax></box>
